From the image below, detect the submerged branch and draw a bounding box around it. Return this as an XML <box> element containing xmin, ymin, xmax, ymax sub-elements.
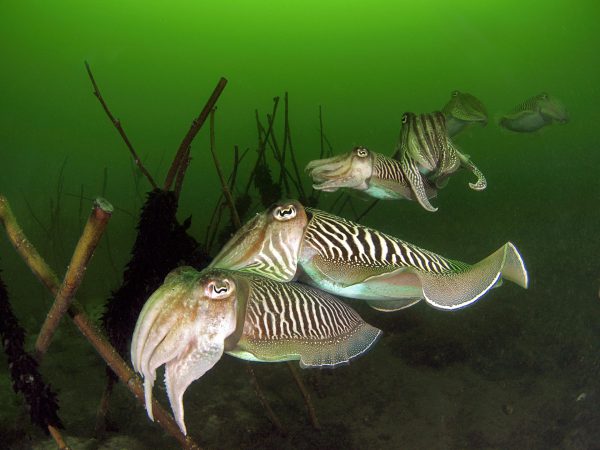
<box><xmin>34</xmin><ymin>198</ymin><xmax>113</xmax><ymax>360</ymax></box>
<box><xmin>84</xmin><ymin>61</ymin><xmax>158</xmax><ymax>189</ymax></box>
<box><xmin>0</xmin><ymin>195</ymin><xmax>199</xmax><ymax>450</ymax></box>
<box><xmin>210</xmin><ymin>108</ymin><xmax>241</xmax><ymax>229</ymax></box>
<box><xmin>164</xmin><ymin>77</ymin><xmax>228</xmax><ymax>192</ymax></box>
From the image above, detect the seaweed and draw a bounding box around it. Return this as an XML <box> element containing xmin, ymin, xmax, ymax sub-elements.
<box><xmin>0</xmin><ymin>267</ymin><xmax>63</xmax><ymax>435</ymax></box>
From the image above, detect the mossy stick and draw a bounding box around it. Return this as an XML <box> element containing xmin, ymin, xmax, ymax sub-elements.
<box><xmin>0</xmin><ymin>195</ymin><xmax>199</xmax><ymax>450</ymax></box>
<box><xmin>34</xmin><ymin>198</ymin><xmax>113</xmax><ymax>360</ymax></box>
<box><xmin>84</xmin><ymin>62</ymin><xmax>158</xmax><ymax>190</ymax></box>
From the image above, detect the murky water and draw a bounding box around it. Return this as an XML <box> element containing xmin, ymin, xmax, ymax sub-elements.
<box><xmin>1</xmin><ymin>1</ymin><xmax>599</xmax><ymax>449</ymax></box>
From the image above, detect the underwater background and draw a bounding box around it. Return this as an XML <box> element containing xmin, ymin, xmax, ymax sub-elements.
<box><xmin>1</xmin><ymin>1</ymin><xmax>599</xmax><ymax>449</ymax></box>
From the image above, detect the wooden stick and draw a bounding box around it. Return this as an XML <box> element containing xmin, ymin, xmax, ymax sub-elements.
<box><xmin>48</xmin><ymin>424</ymin><xmax>71</xmax><ymax>450</ymax></box>
<box><xmin>34</xmin><ymin>198</ymin><xmax>113</xmax><ymax>360</ymax></box>
<box><xmin>245</xmin><ymin>365</ymin><xmax>286</xmax><ymax>434</ymax></box>
<box><xmin>0</xmin><ymin>195</ymin><xmax>199</xmax><ymax>450</ymax></box>
<box><xmin>209</xmin><ymin>108</ymin><xmax>241</xmax><ymax>229</ymax></box>
<box><xmin>164</xmin><ymin>77</ymin><xmax>228</xmax><ymax>191</ymax></box>
<box><xmin>84</xmin><ymin>62</ymin><xmax>158</xmax><ymax>190</ymax></box>
<box><xmin>286</xmin><ymin>363</ymin><xmax>321</xmax><ymax>430</ymax></box>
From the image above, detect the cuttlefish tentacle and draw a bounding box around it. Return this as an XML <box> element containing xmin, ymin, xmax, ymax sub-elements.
<box><xmin>454</xmin><ymin>145</ymin><xmax>487</xmax><ymax>191</ymax></box>
<box><xmin>210</xmin><ymin>200</ymin><xmax>529</xmax><ymax>312</ymax></box>
<box><xmin>131</xmin><ymin>266</ymin><xmax>381</xmax><ymax>435</ymax></box>
<box><xmin>399</xmin><ymin>150</ymin><xmax>438</xmax><ymax>212</ymax></box>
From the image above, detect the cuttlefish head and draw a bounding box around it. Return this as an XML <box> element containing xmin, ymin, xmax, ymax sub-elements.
<box><xmin>537</xmin><ymin>92</ymin><xmax>569</xmax><ymax>124</ymax></box>
<box><xmin>210</xmin><ymin>200</ymin><xmax>309</xmax><ymax>282</ymax></box>
<box><xmin>443</xmin><ymin>90</ymin><xmax>488</xmax><ymax>125</ymax></box>
<box><xmin>305</xmin><ymin>146</ymin><xmax>374</xmax><ymax>192</ymax></box>
<box><xmin>131</xmin><ymin>267</ymin><xmax>247</xmax><ymax>435</ymax></box>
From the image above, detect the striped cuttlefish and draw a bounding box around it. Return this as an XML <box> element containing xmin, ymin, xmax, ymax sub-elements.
<box><xmin>131</xmin><ymin>266</ymin><xmax>381</xmax><ymax>435</ymax></box>
<box><xmin>210</xmin><ymin>200</ymin><xmax>529</xmax><ymax>313</ymax></box>
<box><xmin>306</xmin><ymin>111</ymin><xmax>486</xmax><ymax>212</ymax></box>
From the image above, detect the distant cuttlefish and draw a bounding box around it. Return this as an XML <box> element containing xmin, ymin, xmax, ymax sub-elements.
<box><xmin>210</xmin><ymin>200</ymin><xmax>529</xmax><ymax>313</ymax></box>
<box><xmin>500</xmin><ymin>92</ymin><xmax>568</xmax><ymax>132</ymax></box>
<box><xmin>442</xmin><ymin>90</ymin><xmax>488</xmax><ymax>137</ymax></box>
<box><xmin>131</xmin><ymin>266</ymin><xmax>381</xmax><ymax>435</ymax></box>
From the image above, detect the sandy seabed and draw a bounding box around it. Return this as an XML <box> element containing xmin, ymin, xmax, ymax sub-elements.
<box><xmin>2</xmin><ymin>274</ymin><xmax>599</xmax><ymax>450</ymax></box>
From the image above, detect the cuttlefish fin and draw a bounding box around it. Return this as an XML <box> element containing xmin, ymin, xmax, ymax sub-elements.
<box><xmin>165</xmin><ymin>340</ymin><xmax>225</xmax><ymax>436</ymax></box>
<box><xmin>234</xmin><ymin>321</ymin><xmax>382</xmax><ymax>369</ymax></box>
<box><xmin>366</xmin><ymin>298</ymin><xmax>422</xmax><ymax>312</ymax></box>
<box><xmin>303</xmin><ymin>252</ymin><xmax>392</xmax><ymax>288</ymax></box>
<box><xmin>417</xmin><ymin>242</ymin><xmax>528</xmax><ymax>310</ymax></box>
<box><xmin>400</xmin><ymin>154</ymin><xmax>438</xmax><ymax>212</ymax></box>
<box><xmin>229</xmin><ymin>283</ymin><xmax>382</xmax><ymax>368</ymax></box>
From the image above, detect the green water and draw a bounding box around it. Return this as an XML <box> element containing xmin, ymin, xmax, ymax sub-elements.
<box><xmin>1</xmin><ymin>1</ymin><xmax>599</xmax><ymax>449</ymax></box>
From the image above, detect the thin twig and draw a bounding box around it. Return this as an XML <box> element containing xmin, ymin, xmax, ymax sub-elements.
<box><xmin>0</xmin><ymin>194</ymin><xmax>199</xmax><ymax>450</ymax></box>
<box><xmin>164</xmin><ymin>77</ymin><xmax>228</xmax><ymax>191</ymax></box>
<box><xmin>84</xmin><ymin>61</ymin><xmax>158</xmax><ymax>189</ymax></box>
<box><xmin>246</xmin><ymin>365</ymin><xmax>286</xmax><ymax>434</ymax></box>
<box><xmin>34</xmin><ymin>198</ymin><xmax>114</xmax><ymax>360</ymax></box>
<box><xmin>48</xmin><ymin>424</ymin><xmax>70</xmax><ymax>450</ymax></box>
<box><xmin>287</xmin><ymin>362</ymin><xmax>320</xmax><ymax>429</ymax></box>
<box><xmin>283</xmin><ymin>93</ymin><xmax>307</xmax><ymax>203</ymax></box>
<box><xmin>355</xmin><ymin>199</ymin><xmax>380</xmax><ymax>222</ymax></box>
<box><xmin>318</xmin><ymin>105</ymin><xmax>325</xmax><ymax>160</ymax></box>
<box><xmin>244</xmin><ymin>98</ymin><xmax>280</xmax><ymax>194</ymax></box>
<box><xmin>210</xmin><ymin>109</ymin><xmax>241</xmax><ymax>229</ymax></box>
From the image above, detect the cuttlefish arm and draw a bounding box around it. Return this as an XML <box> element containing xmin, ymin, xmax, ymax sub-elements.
<box><xmin>452</xmin><ymin>144</ymin><xmax>487</xmax><ymax>191</ymax></box>
<box><xmin>399</xmin><ymin>149</ymin><xmax>438</xmax><ymax>211</ymax></box>
<box><xmin>131</xmin><ymin>267</ymin><xmax>241</xmax><ymax>435</ymax></box>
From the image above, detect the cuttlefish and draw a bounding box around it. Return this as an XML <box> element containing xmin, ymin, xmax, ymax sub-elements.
<box><xmin>306</xmin><ymin>145</ymin><xmax>438</xmax><ymax>203</ymax></box>
<box><xmin>442</xmin><ymin>90</ymin><xmax>488</xmax><ymax>137</ymax></box>
<box><xmin>210</xmin><ymin>200</ymin><xmax>529</xmax><ymax>313</ymax></box>
<box><xmin>500</xmin><ymin>92</ymin><xmax>568</xmax><ymax>132</ymax></box>
<box><xmin>306</xmin><ymin>112</ymin><xmax>486</xmax><ymax>212</ymax></box>
<box><xmin>131</xmin><ymin>266</ymin><xmax>381</xmax><ymax>435</ymax></box>
<box><xmin>394</xmin><ymin>111</ymin><xmax>487</xmax><ymax>211</ymax></box>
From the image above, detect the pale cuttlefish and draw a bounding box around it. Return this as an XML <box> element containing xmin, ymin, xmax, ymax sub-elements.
<box><xmin>441</xmin><ymin>90</ymin><xmax>488</xmax><ymax>137</ymax></box>
<box><xmin>306</xmin><ymin>145</ymin><xmax>438</xmax><ymax>204</ymax></box>
<box><xmin>499</xmin><ymin>92</ymin><xmax>568</xmax><ymax>132</ymax></box>
<box><xmin>131</xmin><ymin>266</ymin><xmax>381</xmax><ymax>435</ymax></box>
<box><xmin>210</xmin><ymin>200</ymin><xmax>529</xmax><ymax>313</ymax></box>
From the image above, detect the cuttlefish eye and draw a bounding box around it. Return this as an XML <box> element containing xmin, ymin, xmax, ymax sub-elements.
<box><xmin>206</xmin><ymin>279</ymin><xmax>233</xmax><ymax>299</ymax></box>
<box><xmin>452</xmin><ymin>90</ymin><xmax>459</xmax><ymax>97</ymax></box>
<box><xmin>273</xmin><ymin>204</ymin><xmax>297</xmax><ymax>222</ymax></box>
<box><xmin>540</xmin><ymin>92</ymin><xmax>548</xmax><ymax>100</ymax></box>
<box><xmin>401</xmin><ymin>113</ymin><xmax>409</xmax><ymax>124</ymax></box>
<box><xmin>355</xmin><ymin>147</ymin><xmax>369</xmax><ymax>158</ymax></box>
